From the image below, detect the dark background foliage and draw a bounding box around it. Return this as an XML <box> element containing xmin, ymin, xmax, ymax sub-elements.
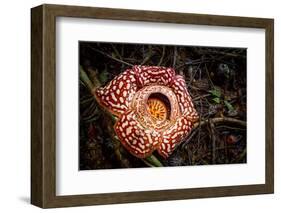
<box><xmin>79</xmin><ymin>42</ymin><xmax>247</xmax><ymax>170</ymax></box>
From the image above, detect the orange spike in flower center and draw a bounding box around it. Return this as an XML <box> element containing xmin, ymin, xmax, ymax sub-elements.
<box><xmin>147</xmin><ymin>98</ymin><xmax>168</xmax><ymax>121</ymax></box>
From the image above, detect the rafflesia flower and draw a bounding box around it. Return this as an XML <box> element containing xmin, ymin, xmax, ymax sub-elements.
<box><xmin>95</xmin><ymin>66</ymin><xmax>198</xmax><ymax>159</ymax></box>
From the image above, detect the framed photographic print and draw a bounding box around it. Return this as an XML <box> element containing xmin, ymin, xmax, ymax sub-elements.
<box><xmin>31</xmin><ymin>4</ymin><xmax>274</xmax><ymax>208</ymax></box>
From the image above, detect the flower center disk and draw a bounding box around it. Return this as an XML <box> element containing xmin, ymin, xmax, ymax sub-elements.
<box><xmin>147</xmin><ymin>98</ymin><xmax>168</xmax><ymax>121</ymax></box>
<box><xmin>131</xmin><ymin>85</ymin><xmax>181</xmax><ymax>131</ymax></box>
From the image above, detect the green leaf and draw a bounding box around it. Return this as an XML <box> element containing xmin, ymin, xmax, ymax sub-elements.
<box><xmin>224</xmin><ymin>100</ymin><xmax>234</xmax><ymax>111</ymax></box>
<box><xmin>80</xmin><ymin>66</ymin><xmax>94</xmax><ymax>91</ymax></box>
<box><xmin>209</xmin><ymin>89</ymin><xmax>221</xmax><ymax>98</ymax></box>
<box><xmin>99</xmin><ymin>69</ymin><xmax>109</xmax><ymax>84</ymax></box>
<box><xmin>212</xmin><ymin>97</ymin><xmax>221</xmax><ymax>104</ymax></box>
<box><xmin>83</xmin><ymin>107</ymin><xmax>101</xmax><ymax>122</ymax></box>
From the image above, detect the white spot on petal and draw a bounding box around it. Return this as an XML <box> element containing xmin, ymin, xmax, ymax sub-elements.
<box><xmin>119</xmin><ymin>81</ymin><xmax>124</xmax><ymax>89</ymax></box>
<box><xmin>111</xmin><ymin>93</ymin><xmax>117</xmax><ymax>102</ymax></box>
<box><xmin>126</xmin><ymin>127</ymin><xmax>133</xmax><ymax>135</ymax></box>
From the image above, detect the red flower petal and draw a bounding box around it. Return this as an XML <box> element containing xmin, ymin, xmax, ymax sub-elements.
<box><xmin>170</xmin><ymin>75</ymin><xmax>199</xmax><ymax>121</ymax></box>
<box><xmin>157</xmin><ymin>115</ymin><xmax>193</xmax><ymax>158</ymax></box>
<box><xmin>95</xmin><ymin>69</ymin><xmax>138</xmax><ymax>117</ymax></box>
<box><xmin>114</xmin><ymin>110</ymin><xmax>162</xmax><ymax>158</ymax></box>
<box><xmin>133</xmin><ymin>65</ymin><xmax>175</xmax><ymax>87</ymax></box>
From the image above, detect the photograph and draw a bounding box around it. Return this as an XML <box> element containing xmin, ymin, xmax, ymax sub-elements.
<box><xmin>79</xmin><ymin>42</ymin><xmax>247</xmax><ymax>170</ymax></box>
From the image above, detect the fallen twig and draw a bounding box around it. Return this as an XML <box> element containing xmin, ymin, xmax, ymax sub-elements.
<box><xmin>157</xmin><ymin>46</ymin><xmax>166</xmax><ymax>66</ymax></box>
<box><xmin>209</xmin><ymin>120</ymin><xmax>216</xmax><ymax>164</ymax></box>
<box><xmin>193</xmin><ymin>117</ymin><xmax>246</xmax><ymax>129</ymax></box>
<box><xmin>173</xmin><ymin>46</ymin><xmax>177</xmax><ymax>68</ymax></box>
<box><xmin>88</xmin><ymin>45</ymin><xmax>133</xmax><ymax>67</ymax></box>
<box><xmin>141</xmin><ymin>45</ymin><xmax>154</xmax><ymax>65</ymax></box>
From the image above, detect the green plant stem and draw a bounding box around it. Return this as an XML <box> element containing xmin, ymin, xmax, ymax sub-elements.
<box><xmin>144</xmin><ymin>155</ymin><xmax>163</xmax><ymax>167</ymax></box>
<box><xmin>80</xmin><ymin>67</ymin><xmax>164</xmax><ymax>167</ymax></box>
<box><xmin>80</xmin><ymin>66</ymin><xmax>95</xmax><ymax>92</ymax></box>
